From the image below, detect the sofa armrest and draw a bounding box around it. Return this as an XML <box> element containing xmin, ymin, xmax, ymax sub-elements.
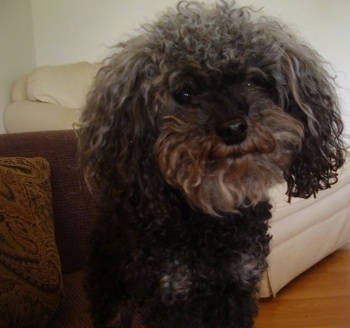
<box><xmin>4</xmin><ymin>101</ymin><xmax>81</xmax><ymax>133</ymax></box>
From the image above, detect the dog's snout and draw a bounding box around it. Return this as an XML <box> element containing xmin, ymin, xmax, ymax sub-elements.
<box><xmin>217</xmin><ymin>118</ymin><xmax>248</xmax><ymax>145</ymax></box>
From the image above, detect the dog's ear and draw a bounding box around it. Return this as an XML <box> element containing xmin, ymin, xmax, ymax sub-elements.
<box><xmin>275</xmin><ymin>42</ymin><xmax>347</xmax><ymax>199</ymax></box>
<box><xmin>80</xmin><ymin>37</ymin><xmax>161</xmax><ymax>207</ymax></box>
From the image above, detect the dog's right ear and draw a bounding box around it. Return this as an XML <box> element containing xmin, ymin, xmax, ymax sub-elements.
<box><xmin>79</xmin><ymin>36</ymin><xmax>160</xmax><ymax>206</ymax></box>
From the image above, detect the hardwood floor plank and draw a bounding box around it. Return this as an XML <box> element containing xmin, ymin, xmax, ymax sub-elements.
<box><xmin>257</xmin><ymin>296</ymin><xmax>350</xmax><ymax>327</ymax></box>
<box><xmin>255</xmin><ymin>249</ymin><xmax>350</xmax><ymax>327</ymax></box>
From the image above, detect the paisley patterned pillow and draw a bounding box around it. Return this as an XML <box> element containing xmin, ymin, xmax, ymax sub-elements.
<box><xmin>0</xmin><ymin>157</ymin><xmax>63</xmax><ymax>327</ymax></box>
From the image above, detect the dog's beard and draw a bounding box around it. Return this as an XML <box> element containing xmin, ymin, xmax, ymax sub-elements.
<box><xmin>155</xmin><ymin>108</ymin><xmax>304</xmax><ymax>216</ymax></box>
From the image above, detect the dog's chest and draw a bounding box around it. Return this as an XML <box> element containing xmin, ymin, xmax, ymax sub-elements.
<box><xmin>131</xmin><ymin>202</ymin><xmax>271</xmax><ymax>304</ymax></box>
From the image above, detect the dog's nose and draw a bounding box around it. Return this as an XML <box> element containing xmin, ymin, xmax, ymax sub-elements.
<box><xmin>217</xmin><ymin>118</ymin><xmax>248</xmax><ymax>145</ymax></box>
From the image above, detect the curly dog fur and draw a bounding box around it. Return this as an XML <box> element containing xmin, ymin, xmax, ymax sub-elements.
<box><xmin>79</xmin><ymin>1</ymin><xmax>347</xmax><ymax>327</ymax></box>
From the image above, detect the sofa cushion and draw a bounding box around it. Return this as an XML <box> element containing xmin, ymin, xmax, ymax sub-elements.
<box><xmin>0</xmin><ymin>157</ymin><xmax>63</xmax><ymax>327</ymax></box>
<box><xmin>0</xmin><ymin>130</ymin><xmax>94</xmax><ymax>274</ymax></box>
<box><xmin>27</xmin><ymin>61</ymin><xmax>100</xmax><ymax>108</ymax></box>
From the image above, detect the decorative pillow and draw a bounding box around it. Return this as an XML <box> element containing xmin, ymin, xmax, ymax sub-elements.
<box><xmin>27</xmin><ymin>61</ymin><xmax>100</xmax><ymax>108</ymax></box>
<box><xmin>0</xmin><ymin>157</ymin><xmax>63</xmax><ymax>327</ymax></box>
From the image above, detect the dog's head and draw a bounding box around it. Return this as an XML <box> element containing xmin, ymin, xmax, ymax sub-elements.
<box><xmin>80</xmin><ymin>1</ymin><xmax>346</xmax><ymax>216</ymax></box>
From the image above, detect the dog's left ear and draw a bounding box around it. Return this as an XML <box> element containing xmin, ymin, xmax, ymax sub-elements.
<box><xmin>274</xmin><ymin>41</ymin><xmax>347</xmax><ymax>199</ymax></box>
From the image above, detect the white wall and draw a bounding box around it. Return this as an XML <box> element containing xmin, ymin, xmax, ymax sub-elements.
<box><xmin>241</xmin><ymin>0</ymin><xmax>350</xmax><ymax>136</ymax></box>
<box><xmin>2</xmin><ymin>0</ymin><xmax>350</xmax><ymax>135</ymax></box>
<box><xmin>0</xmin><ymin>0</ymin><xmax>36</xmax><ymax>133</ymax></box>
<box><xmin>30</xmin><ymin>0</ymin><xmax>350</xmax><ymax>136</ymax></box>
<box><xmin>31</xmin><ymin>0</ymin><xmax>179</xmax><ymax>65</ymax></box>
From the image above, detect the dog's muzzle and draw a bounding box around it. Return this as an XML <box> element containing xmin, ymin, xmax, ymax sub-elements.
<box><xmin>216</xmin><ymin>118</ymin><xmax>248</xmax><ymax>145</ymax></box>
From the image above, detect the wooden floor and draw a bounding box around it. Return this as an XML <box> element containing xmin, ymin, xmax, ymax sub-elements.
<box><xmin>255</xmin><ymin>245</ymin><xmax>350</xmax><ymax>328</ymax></box>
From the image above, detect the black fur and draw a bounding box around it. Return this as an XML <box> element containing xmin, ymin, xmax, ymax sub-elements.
<box><xmin>80</xmin><ymin>1</ymin><xmax>347</xmax><ymax>327</ymax></box>
<box><xmin>87</xmin><ymin>200</ymin><xmax>271</xmax><ymax>327</ymax></box>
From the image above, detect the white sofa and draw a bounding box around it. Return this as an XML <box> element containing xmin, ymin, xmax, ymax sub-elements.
<box><xmin>3</xmin><ymin>62</ymin><xmax>350</xmax><ymax>298</ymax></box>
<box><xmin>4</xmin><ymin>62</ymin><xmax>100</xmax><ymax>133</ymax></box>
<box><xmin>260</xmin><ymin>164</ymin><xmax>350</xmax><ymax>297</ymax></box>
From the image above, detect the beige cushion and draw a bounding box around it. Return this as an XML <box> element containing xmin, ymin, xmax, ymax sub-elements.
<box><xmin>27</xmin><ymin>62</ymin><xmax>100</xmax><ymax>108</ymax></box>
<box><xmin>0</xmin><ymin>157</ymin><xmax>63</xmax><ymax>327</ymax></box>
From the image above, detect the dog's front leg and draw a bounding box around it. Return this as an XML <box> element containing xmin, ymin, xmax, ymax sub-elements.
<box><xmin>136</xmin><ymin>261</ymin><xmax>257</xmax><ymax>328</ymax></box>
<box><xmin>87</xmin><ymin>215</ymin><xmax>134</xmax><ymax>327</ymax></box>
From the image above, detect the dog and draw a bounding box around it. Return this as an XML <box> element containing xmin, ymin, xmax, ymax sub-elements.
<box><xmin>79</xmin><ymin>1</ymin><xmax>347</xmax><ymax>327</ymax></box>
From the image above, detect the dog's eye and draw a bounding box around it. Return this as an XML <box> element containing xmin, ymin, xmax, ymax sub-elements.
<box><xmin>246</xmin><ymin>74</ymin><xmax>271</xmax><ymax>89</ymax></box>
<box><xmin>173</xmin><ymin>90</ymin><xmax>193</xmax><ymax>105</ymax></box>
<box><xmin>246</xmin><ymin>78</ymin><xmax>259</xmax><ymax>88</ymax></box>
